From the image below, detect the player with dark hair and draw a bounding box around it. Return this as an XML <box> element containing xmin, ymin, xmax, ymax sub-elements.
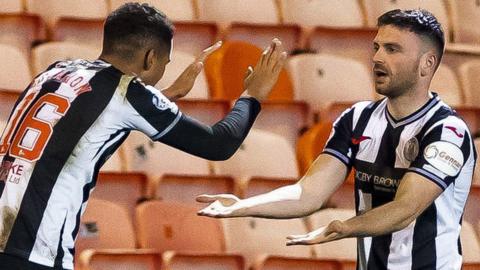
<box><xmin>0</xmin><ymin>2</ymin><xmax>287</xmax><ymax>269</ymax></box>
<box><xmin>199</xmin><ymin>9</ymin><xmax>475</xmax><ymax>270</ymax></box>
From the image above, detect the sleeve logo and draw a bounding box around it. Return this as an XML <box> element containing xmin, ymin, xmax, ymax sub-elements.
<box><xmin>423</xmin><ymin>141</ymin><xmax>464</xmax><ymax>176</ymax></box>
<box><xmin>152</xmin><ymin>95</ymin><xmax>168</xmax><ymax>110</ymax></box>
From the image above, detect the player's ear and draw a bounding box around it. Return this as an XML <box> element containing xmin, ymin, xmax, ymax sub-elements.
<box><xmin>143</xmin><ymin>48</ymin><xmax>156</xmax><ymax>71</ymax></box>
<box><xmin>420</xmin><ymin>51</ymin><xmax>436</xmax><ymax>77</ymax></box>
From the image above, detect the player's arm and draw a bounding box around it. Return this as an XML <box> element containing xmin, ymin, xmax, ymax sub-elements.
<box><xmin>197</xmin><ymin>153</ymin><xmax>348</xmax><ymax>219</ymax></box>
<box><xmin>286</xmin><ymin>173</ymin><xmax>442</xmax><ymax>245</ymax></box>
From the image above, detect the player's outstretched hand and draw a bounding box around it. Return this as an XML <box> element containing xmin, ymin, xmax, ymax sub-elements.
<box><xmin>286</xmin><ymin>220</ymin><xmax>347</xmax><ymax>246</ymax></box>
<box><xmin>196</xmin><ymin>194</ymin><xmax>243</xmax><ymax>218</ymax></box>
<box><xmin>244</xmin><ymin>38</ymin><xmax>288</xmax><ymax>101</ymax></box>
<box><xmin>163</xmin><ymin>41</ymin><xmax>223</xmax><ymax>100</ymax></box>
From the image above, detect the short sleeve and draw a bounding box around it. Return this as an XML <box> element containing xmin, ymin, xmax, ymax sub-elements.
<box><xmin>125</xmin><ymin>80</ymin><xmax>182</xmax><ymax>140</ymax></box>
<box><xmin>322</xmin><ymin>107</ymin><xmax>355</xmax><ymax>167</ymax></box>
<box><xmin>408</xmin><ymin>119</ymin><xmax>472</xmax><ymax>190</ymax></box>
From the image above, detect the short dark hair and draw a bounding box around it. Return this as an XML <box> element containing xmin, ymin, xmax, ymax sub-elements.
<box><xmin>377</xmin><ymin>9</ymin><xmax>445</xmax><ymax>65</ymax></box>
<box><xmin>103</xmin><ymin>2</ymin><xmax>174</xmax><ymax>59</ymax></box>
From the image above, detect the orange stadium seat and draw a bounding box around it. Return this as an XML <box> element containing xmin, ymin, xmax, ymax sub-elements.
<box><xmin>110</xmin><ymin>0</ymin><xmax>196</xmax><ymax>22</ymax></box>
<box><xmin>280</xmin><ymin>0</ymin><xmax>364</xmax><ymax>27</ymax></box>
<box><xmin>463</xmin><ymin>263</ymin><xmax>480</xmax><ymax>270</ymax></box>
<box><xmin>205</xmin><ymin>41</ymin><xmax>294</xmax><ymax>101</ymax></box>
<box><xmin>213</xmin><ymin>129</ymin><xmax>299</xmax><ymax>186</ymax></box>
<box><xmin>222</xmin><ymin>217</ymin><xmax>312</xmax><ymax>267</ymax></box>
<box><xmin>459</xmin><ymin>59</ymin><xmax>480</xmax><ymax>107</ymax></box>
<box><xmin>123</xmin><ymin>131</ymin><xmax>212</xmax><ymax>181</ymax></box>
<box><xmin>224</xmin><ymin>23</ymin><xmax>302</xmax><ymax>53</ymax></box>
<box><xmin>76</xmin><ymin>199</ymin><xmax>136</xmax><ymax>263</ymax></box>
<box><xmin>321</xmin><ymin>102</ymin><xmax>354</xmax><ymax>123</ymax></box>
<box><xmin>175</xmin><ymin>99</ymin><xmax>229</xmax><ymax>125</ymax></box>
<box><xmin>25</xmin><ymin>0</ymin><xmax>108</xmax><ymax>28</ymax></box>
<box><xmin>31</xmin><ymin>42</ymin><xmax>100</xmax><ymax>75</ymax></box>
<box><xmin>0</xmin><ymin>0</ymin><xmax>23</xmax><ymax>13</ymax></box>
<box><xmin>78</xmin><ymin>249</ymin><xmax>161</xmax><ymax>270</ymax></box>
<box><xmin>251</xmin><ymin>100</ymin><xmax>309</xmax><ymax>147</ymax></box>
<box><xmin>252</xmin><ymin>256</ymin><xmax>341</xmax><ymax>270</ymax></box>
<box><xmin>52</xmin><ymin>18</ymin><xmax>104</xmax><ymax>50</ymax></box>
<box><xmin>161</xmin><ymin>251</ymin><xmax>245</xmax><ymax>270</ymax></box>
<box><xmin>474</xmin><ymin>139</ymin><xmax>480</xmax><ymax>186</ymax></box>
<box><xmin>0</xmin><ymin>90</ymin><xmax>20</xmax><ymax>122</ymax></box>
<box><xmin>431</xmin><ymin>64</ymin><xmax>464</xmax><ymax>107</ymax></box>
<box><xmin>152</xmin><ymin>174</ymin><xmax>236</xmax><ymax>204</ymax></box>
<box><xmin>155</xmin><ymin>51</ymin><xmax>209</xmax><ymax>99</ymax></box>
<box><xmin>453</xmin><ymin>107</ymin><xmax>480</xmax><ymax>134</ymax></box>
<box><xmin>172</xmin><ymin>22</ymin><xmax>219</xmax><ymax>55</ymax></box>
<box><xmin>0</xmin><ymin>44</ymin><xmax>31</xmax><ymax>92</ymax></box>
<box><xmin>464</xmin><ymin>186</ymin><xmax>480</xmax><ymax>228</ymax></box>
<box><xmin>461</xmin><ymin>221</ymin><xmax>480</xmax><ymax>264</ymax></box>
<box><xmin>307</xmin><ymin>27</ymin><xmax>377</xmax><ymax>67</ymax></box>
<box><xmin>0</xmin><ymin>14</ymin><xmax>46</xmax><ymax>57</ymax></box>
<box><xmin>91</xmin><ymin>172</ymin><xmax>148</xmax><ymax>217</ymax></box>
<box><xmin>449</xmin><ymin>0</ymin><xmax>480</xmax><ymax>45</ymax></box>
<box><xmin>308</xmin><ymin>208</ymin><xmax>357</xmax><ymax>261</ymax></box>
<box><xmin>361</xmin><ymin>0</ymin><xmax>452</xmax><ymax>42</ymax></box>
<box><xmin>135</xmin><ymin>200</ymin><xmax>225</xmax><ymax>253</ymax></box>
<box><xmin>286</xmin><ymin>53</ymin><xmax>375</xmax><ymax>114</ymax></box>
<box><xmin>296</xmin><ymin>121</ymin><xmax>333</xmax><ymax>175</ymax></box>
<box><xmin>242</xmin><ymin>177</ymin><xmax>297</xmax><ymax>198</ymax></box>
<box><xmin>197</xmin><ymin>0</ymin><xmax>279</xmax><ymax>26</ymax></box>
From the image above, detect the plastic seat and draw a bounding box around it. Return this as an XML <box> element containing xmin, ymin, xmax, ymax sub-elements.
<box><xmin>242</xmin><ymin>177</ymin><xmax>297</xmax><ymax>198</ymax></box>
<box><xmin>448</xmin><ymin>0</ymin><xmax>480</xmax><ymax>45</ymax></box>
<box><xmin>280</xmin><ymin>0</ymin><xmax>364</xmax><ymax>27</ymax></box>
<box><xmin>52</xmin><ymin>18</ymin><xmax>104</xmax><ymax>50</ymax></box>
<box><xmin>308</xmin><ymin>208</ymin><xmax>357</xmax><ymax>260</ymax></box>
<box><xmin>296</xmin><ymin>121</ymin><xmax>333</xmax><ymax>175</ymax></box>
<box><xmin>135</xmin><ymin>200</ymin><xmax>225</xmax><ymax>253</ymax></box>
<box><xmin>454</xmin><ymin>107</ymin><xmax>480</xmax><ymax>133</ymax></box>
<box><xmin>308</xmin><ymin>27</ymin><xmax>377</xmax><ymax>68</ymax></box>
<box><xmin>0</xmin><ymin>14</ymin><xmax>46</xmax><ymax>57</ymax></box>
<box><xmin>155</xmin><ymin>51</ymin><xmax>209</xmax><ymax>99</ymax></box>
<box><xmin>464</xmin><ymin>186</ymin><xmax>480</xmax><ymax>229</ymax></box>
<box><xmin>251</xmin><ymin>100</ymin><xmax>309</xmax><ymax>147</ymax></box>
<box><xmin>459</xmin><ymin>59</ymin><xmax>480</xmax><ymax>107</ymax></box>
<box><xmin>286</xmin><ymin>53</ymin><xmax>375</xmax><ymax>113</ymax></box>
<box><xmin>0</xmin><ymin>90</ymin><xmax>20</xmax><ymax>123</ymax></box>
<box><xmin>0</xmin><ymin>44</ymin><xmax>31</xmax><ymax>92</ymax></box>
<box><xmin>0</xmin><ymin>0</ymin><xmax>23</xmax><ymax>13</ymax></box>
<box><xmin>123</xmin><ymin>131</ymin><xmax>212</xmax><ymax>181</ymax></box>
<box><xmin>224</xmin><ymin>23</ymin><xmax>302</xmax><ymax>53</ymax></box>
<box><xmin>161</xmin><ymin>251</ymin><xmax>245</xmax><ymax>270</ymax></box>
<box><xmin>110</xmin><ymin>0</ymin><xmax>196</xmax><ymax>21</ymax></box>
<box><xmin>78</xmin><ymin>249</ymin><xmax>161</xmax><ymax>270</ymax></box>
<box><xmin>176</xmin><ymin>99</ymin><xmax>229</xmax><ymax>125</ymax></box>
<box><xmin>173</xmin><ymin>22</ymin><xmax>219</xmax><ymax>55</ymax></box>
<box><xmin>362</xmin><ymin>0</ymin><xmax>451</xmax><ymax>42</ymax></box>
<box><xmin>205</xmin><ymin>41</ymin><xmax>294</xmax><ymax>101</ymax></box>
<box><xmin>222</xmin><ymin>217</ymin><xmax>312</xmax><ymax>267</ymax></box>
<box><xmin>461</xmin><ymin>221</ymin><xmax>480</xmax><ymax>263</ymax></box>
<box><xmin>252</xmin><ymin>256</ymin><xmax>341</xmax><ymax>270</ymax></box>
<box><xmin>91</xmin><ymin>172</ymin><xmax>148</xmax><ymax>217</ymax></box>
<box><xmin>25</xmin><ymin>0</ymin><xmax>108</xmax><ymax>28</ymax></box>
<box><xmin>431</xmin><ymin>64</ymin><xmax>464</xmax><ymax>107</ymax></box>
<box><xmin>463</xmin><ymin>263</ymin><xmax>480</xmax><ymax>270</ymax></box>
<box><xmin>213</xmin><ymin>129</ymin><xmax>299</xmax><ymax>186</ymax></box>
<box><xmin>76</xmin><ymin>199</ymin><xmax>136</xmax><ymax>263</ymax></box>
<box><xmin>320</xmin><ymin>102</ymin><xmax>354</xmax><ymax>123</ymax></box>
<box><xmin>152</xmin><ymin>174</ymin><xmax>236</xmax><ymax>205</ymax></box>
<box><xmin>197</xmin><ymin>0</ymin><xmax>279</xmax><ymax>26</ymax></box>
<box><xmin>31</xmin><ymin>42</ymin><xmax>99</xmax><ymax>75</ymax></box>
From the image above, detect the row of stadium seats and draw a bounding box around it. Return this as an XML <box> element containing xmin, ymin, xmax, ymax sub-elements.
<box><xmin>76</xmin><ymin>199</ymin><xmax>480</xmax><ymax>270</ymax></box>
<box><xmin>2</xmin><ymin>0</ymin><xmax>480</xmax><ymax>46</ymax></box>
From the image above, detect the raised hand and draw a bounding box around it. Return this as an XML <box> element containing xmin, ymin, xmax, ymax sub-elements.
<box><xmin>286</xmin><ymin>220</ymin><xmax>347</xmax><ymax>246</ymax></box>
<box><xmin>244</xmin><ymin>38</ymin><xmax>288</xmax><ymax>101</ymax></box>
<box><xmin>196</xmin><ymin>194</ymin><xmax>243</xmax><ymax>218</ymax></box>
<box><xmin>162</xmin><ymin>41</ymin><xmax>223</xmax><ymax>100</ymax></box>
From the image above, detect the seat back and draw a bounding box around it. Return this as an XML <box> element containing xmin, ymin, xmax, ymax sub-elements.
<box><xmin>161</xmin><ymin>252</ymin><xmax>245</xmax><ymax>270</ymax></box>
<box><xmin>461</xmin><ymin>221</ymin><xmax>480</xmax><ymax>263</ymax></box>
<box><xmin>252</xmin><ymin>256</ymin><xmax>341</xmax><ymax>270</ymax></box>
<box><xmin>110</xmin><ymin>0</ymin><xmax>196</xmax><ymax>21</ymax></box>
<box><xmin>449</xmin><ymin>0</ymin><xmax>480</xmax><ymax>44</ymax></box>
<box><xmin>459</xmin><ymin>60</ymin><xmax>480</xmax><ymax>107</ymax></box>
<box><xmin>0</xmin><ymin>14</ymin><xmax>46</xmax><ymax>57</ymax></box>
<box><xmin>296</xmin><ymin>121</ymin><xmax>333</xmax><ymax>175</ymax></box>
<box><xmin>197</xmin><ymin>0</ymin><xmax>279</xmax><ymax>25</ymax></box>
<box><xmin>431</xmin><ymin>64</ymin><xmax>464</xmax><ymax>107</ymax></box>
<box><xmin>0</xmin><ymin>44</ymin><xmax>31</xmax><ymax>92</ymax></box>
<box><xmin>0</xmin><ymin>0</ymin><xmax>23</xmax><ymax>13</ymax></box>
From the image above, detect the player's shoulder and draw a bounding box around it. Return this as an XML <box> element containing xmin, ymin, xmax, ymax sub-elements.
<box><xmin>425</xmin><ymin>103</ymin><xmax>472</xmax><ymax>142</ymax></box>
<box><xmin>339</xmin><ymin>99</ymin><xmax>381</xmax><ymax>118</ymax></box>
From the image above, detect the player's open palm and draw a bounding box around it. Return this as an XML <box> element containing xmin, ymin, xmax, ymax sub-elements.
<box><xmin>244</xmin><ymin>38</ymin><xmax>288</xmax><ymax>101</ymax></box>
<box><xmin>196</xmin><ymin>194</ymin><xmax>242</xmax><ymax>218</ymax></box>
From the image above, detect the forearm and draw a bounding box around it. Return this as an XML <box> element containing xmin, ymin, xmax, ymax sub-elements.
<box><xmin>158</xmin><ymin>97</ymin><xmax>261</xmax><ymax>160</ymax></box>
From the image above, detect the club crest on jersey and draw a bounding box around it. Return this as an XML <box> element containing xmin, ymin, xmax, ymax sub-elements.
<box><xmin>404</xmin><ymin>137</ymin><xmax>419</xmax><ymax>162</ymax></box>
<box><xmin>423</xmin><ymin>141</ymin><xmax>464</xmax><ymax>176</ymax></box>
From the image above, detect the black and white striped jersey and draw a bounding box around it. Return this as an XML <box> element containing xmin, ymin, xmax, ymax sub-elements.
<box><xmin>323</xmin><ymin>93</ymin><xmax>476</xmax><ymax>270</ymax></box>
<box><xmin>0</xmin><ymin>59</ymin><xmax>260</xmax><ymax>269</ymax></box>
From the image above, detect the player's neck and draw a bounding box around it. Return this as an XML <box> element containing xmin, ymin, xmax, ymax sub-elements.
<box><xmin>386</xmin><ymin>87</ymin><xmax>432</xmax><ymax>121</ymax></box>
<box><xmin>98</xmin><ymin>54</ymin><xmax>139</xmax><ymax>76</ymax></box>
